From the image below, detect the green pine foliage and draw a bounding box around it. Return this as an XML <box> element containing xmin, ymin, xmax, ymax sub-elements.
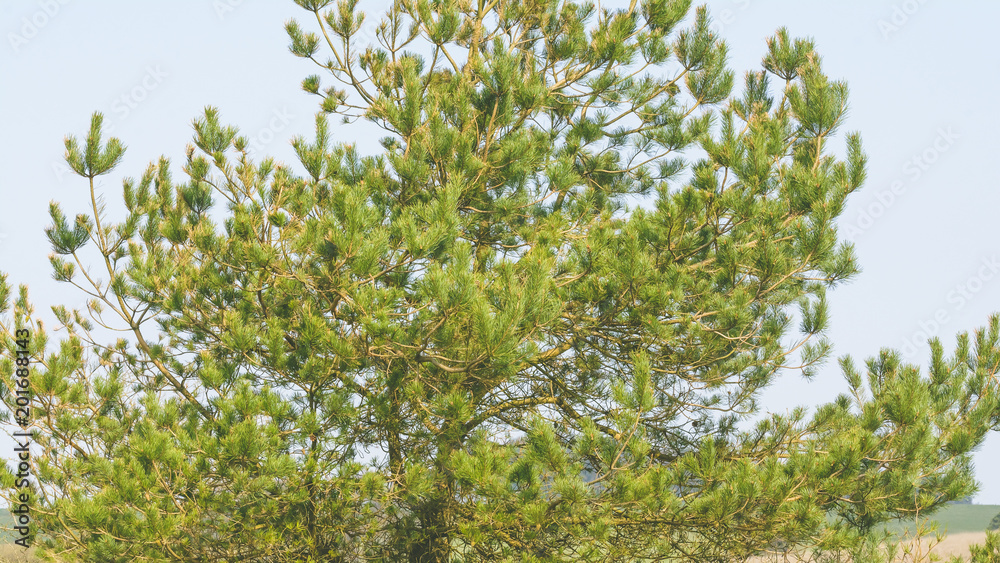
<box><xmin>2</xmin><ymin>1</ymin><xmax>1000</xmax><ymax>562</ymax></box>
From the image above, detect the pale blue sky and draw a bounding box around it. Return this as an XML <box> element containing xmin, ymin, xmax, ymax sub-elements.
<box><xmin>2</xmin><ymin>1</ymin><xmax>1000</xmax><ymax>503</ymax></box>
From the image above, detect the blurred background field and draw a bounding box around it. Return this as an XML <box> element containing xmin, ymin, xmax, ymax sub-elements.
<box><xmin>0</xmin><ymin>505</ymin><xmax>997</xmax><ymax>562</ymax></box>
<box><xmin>884</xmin><ymin>504</ymin><xmax>1000</xmax><ymax>536</ymax></box>
<box><xmin>0</xmin><ymin>543</ymin><xmax>38</xmax><ymax>563</ymax></box>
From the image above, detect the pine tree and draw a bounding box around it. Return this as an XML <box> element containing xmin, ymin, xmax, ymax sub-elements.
<box><xmin>989</xmin><ymin>512</ymin><xmax>1000</xmax><ymax>531</ymax></box>
<box><xmin>3</xmin><ymin>1</ymin><xmax>1000</xmax><ymax>561</ymax></box>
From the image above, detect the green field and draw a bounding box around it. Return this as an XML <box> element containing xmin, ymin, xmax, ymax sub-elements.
<box><xmin>883</xmin><ymin>504</ymin><xmax>1000</xmax><ymax>537</ymax></box>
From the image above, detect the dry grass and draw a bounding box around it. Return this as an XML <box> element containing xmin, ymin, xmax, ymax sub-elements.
<box><xmin>746</xmin><ymin>531</ymin><xmax>990</xmax><ymax>562</ymax></box>
<box><xmin>0</xmin><ymin>543</ymin><xmax>40</xmax><ymax>563</ymax></box>
<box><xmin>928</xmin><ymin>532</ymin><xmax>990</xmax><ymax>560</ymax></box>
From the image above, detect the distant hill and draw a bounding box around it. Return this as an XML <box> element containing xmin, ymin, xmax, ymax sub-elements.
<box><xmin>0</xmin><ymin>508</ymin><xmax>20</xmax><ymax>541</ymax></box>
<box><xmin>883</xmin><ymin>504</ymin><xmax>1000</xmax><ymax>537</ymax></box>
